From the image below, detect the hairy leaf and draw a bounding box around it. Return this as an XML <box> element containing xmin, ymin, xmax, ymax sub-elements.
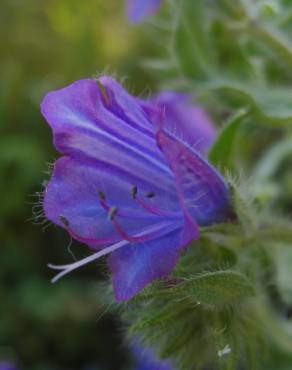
<box><xmin>175</xmin><ymin>270</ymin><xmax>254</xmax><ymax>305</ymax></box>
<box><xmin>209</xmin><ymin>109</ymin><xmax>247</xmax><ymax>171</ymax></box>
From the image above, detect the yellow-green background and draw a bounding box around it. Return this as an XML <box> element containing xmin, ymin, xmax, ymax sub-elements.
<box><xmin>0</xmin><ymin>1</ymin><xmax>156</xmax><ymax>369</ymax></box>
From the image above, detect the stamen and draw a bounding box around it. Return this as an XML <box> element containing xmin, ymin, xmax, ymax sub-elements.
<box><xmin>130</xmin><ymin>186</ymin><xmax>178</xmax><ymax>218</ymax></box>
<box><xmin>111</xmin><ymin>219</ymin><xmax>157</xmax><ymax>243</ymax></box>
<box><xmin>59</xmin><ymin>215</ymin><xmax>115</xmax><ymax>245</ymax></box>
<box><xmin>97</xmin><ymin>189</ymin><xmax>179</xmax><ymax>242</ymax></box>
<box><xmin>98</xmin><ymin>190</ymin><xmax>106</xmax><ymax>201</ymax></box>
<box><xmin>59</xmin><ymin>215</ymin><xmax>70</xmax><ymax>227</ymax></box>
<box><xmin>131</xmin><ymin>185</ymin><xmax>138</xmax><ymax>199</ymax></box>
<box><xmin>97</xmin><ymin>80</ymin><xmax>110</xmax><ymax>104</ymax></box>
<box><xmin>98</xmin><ymin>191</ymin><xmax>111</xmax><ymax>212</ymax></box>
<box><xmin>98</xmin><ymin>193</ymin><xmax>157</xmax><ymax>243</ymax></box>
<box><xmin>135</xmin><ymin>195</ymin><xmax>179</xmax><ymax>218</ymax></box>
<box><xmin>108</xmin><ymin>206</ymin><xmax>118</xmax><ymax>221</ymax></box>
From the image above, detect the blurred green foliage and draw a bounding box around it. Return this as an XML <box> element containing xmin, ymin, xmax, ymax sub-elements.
<box><xmin>2</xmin><ymin>0</ymin><xmax>292</xmax><ymax>369</ymax></box>
<box><xmin>0</xmin><ymin>1</ymin><xmax>156</xmax><ymax>369</ymax></box>
<box><xmin>119</xmin><ymin>1</ymin><xmax>292</xmax><ymax>369</ymax></box>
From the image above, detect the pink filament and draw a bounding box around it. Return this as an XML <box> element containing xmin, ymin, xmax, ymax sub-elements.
<box><xmin>135</xmin><ymin>195</ymin><xmax>180</xmax><ymax>218</ymax></box>
<box><xmin>99</xmin><ymin>197</ymin><xmax>165</xmax><ymax>243</ymax></box>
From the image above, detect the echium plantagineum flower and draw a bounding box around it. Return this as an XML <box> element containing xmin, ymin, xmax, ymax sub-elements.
<box><xmin>132</xmin><ymin>342</ymin><xmax>174</xmax><ymax>370</ymax></box>
<box><xmin>0</xmin><ymin>361</ymin><xmax>19</xmax><ymax>370</ymax></box>
<box><xmin>127</xmin><ymin>0</ymin><xmax>163</xmax><ymax>23</ymax></box>
<box><xmin>41</xmin><ymin>76</ymin><xmax>231</xmax><ymax>301</ymax></box>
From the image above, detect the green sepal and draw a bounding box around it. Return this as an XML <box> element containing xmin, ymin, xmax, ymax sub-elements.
<box><xmin>173</xmin><ymin>270</ymin><xmax>254</xmax><ymax>306</ymax></box>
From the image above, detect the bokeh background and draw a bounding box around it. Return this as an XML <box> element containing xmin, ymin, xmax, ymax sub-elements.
<box><xmin>3</xmin><ymin>1</ymin><xmax>292</xmax><ymax>369</ymax></box>
<box><xmin>0</xmin><ymin>1</ymin><xmax>156</xmax><ymax>369</ymax></box>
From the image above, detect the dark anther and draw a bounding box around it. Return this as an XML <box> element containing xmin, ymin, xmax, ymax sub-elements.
<box><xmin>59</xmin><ymin>215</ymin><xmax>70</xmax><ymax>227</ymax></box>
<box><xmin>108</xmin><ymin>206</ymin><xmax>118</xmax><ymax>221</ymax></box>
<box><xmin>98</xmin><ymin>190</ymin><xmax>106</xmax><ymax>201</ymax></box>
<box><xmin>131</xmin><ymin>185</ymin><xmax>138</xmax><ymax>199</ymax></box>
<box><xmin>146</xmin><ymin>192</ymin><xmax>156</xmax><ymax>198</ymax></box>
<box><xmin>97</xmin><ymin>80</ymin><xmax>110</xmax><ymax>104</ymax></box>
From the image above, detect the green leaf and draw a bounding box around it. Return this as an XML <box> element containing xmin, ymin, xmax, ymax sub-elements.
<box><xmin>208</xmin><ymin>109</ymin><xmax>247</xmax><ymax>170</ymax></box>
<box><xmin>174</xmin><ymin>0</ymin><xmax>215</xmax><ymax>79</ymax></box>
<box><xmin>252</xmin><ymin>137</ymin><xmax>292</xmax><ymax>182</ymax></box>
<box><xmin>274</xmin><ymin>246</ymin><xmax>292</xmax><ymax>305</ymax></box>
<box><xmin>176</xmin><ymin>270</ymin><xmax>254</xmax><ymax>305</ymax></box>
<box><xmin>250</xmin><ymin>137</ymin><xmax>292</xmax><ymax>202</ymax></box>
<box><xmin>205</xmin><ymin>80</ymin><xmax>292</xmax><ymax>124</ymax></box>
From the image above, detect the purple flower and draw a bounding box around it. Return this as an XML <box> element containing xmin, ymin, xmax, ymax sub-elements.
<box><xmin>132</xmin><ymin>343</ymin><xmax>174</xmax><ymax>370</ymax></box>
<box><xmin>127</xmin><ymin>0</ymin><xmax>163</xmax><ymax>23</ymax></box>
<box><xmin>41</xmin><ymin>77</ymin><xmax>231</xmax><ymax>301</ymax></box>
<box><xmin>0</xmin><ymin>361</ymin><xmax>19</xmax><ymax>370</ymax></box>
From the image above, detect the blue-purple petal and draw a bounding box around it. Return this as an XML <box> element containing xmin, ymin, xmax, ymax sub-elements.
<box><xmin>127</xmin><ymin>0</ymin><xmax>163</xmax><ymax>23</ymax></box>
<box><xmin>132</xmin><ymin>342</ymin><xmax>174</xmax><ymax>370</ymax></box>
<box><xmin>108</xmin><ymin>221</ymin><xmax>198</xmax><ymax>301</ymax></box>
<box><xmin>153</xmin><ymin>92</ymin><xmax>216</xmax><ymax>153</ymax></box>
<box><xmin>41</xmin><ymin>78</ymin><xmax>182</xmax><ymax>245</ymax></box>
<box><xmin>0</xmin><ymin>361</ymin><xmax>19</xmax><ymax>370</ymax></box>
<box><xmin>143</xmin><ymin>92</ymin><xmax>216</xmax><ymax>154</ymax></box>
<box><xmin>41</xmin><ymin>76</ymin><xmax>231</xmax><ymax>300</ymax></box>
<box><xmin>156</xmin><ymin>128</ymin><xmax>232</xmax><ymax>226</ymax></box>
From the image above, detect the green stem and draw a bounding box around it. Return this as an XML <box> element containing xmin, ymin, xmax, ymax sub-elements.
<box><xmin>250</xmin><ymin>22</ymin><xmax>292</xmax><ymax>69</ymax></box>
<box><xmin>229</xmin><ymin>19</ymin><xmax>292</xmax><ymax>70</ymax></box>
<box><xmin>221</xmin><ymin>0</ymin><xmax>247</xmax><ymax>19</ymax></box>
